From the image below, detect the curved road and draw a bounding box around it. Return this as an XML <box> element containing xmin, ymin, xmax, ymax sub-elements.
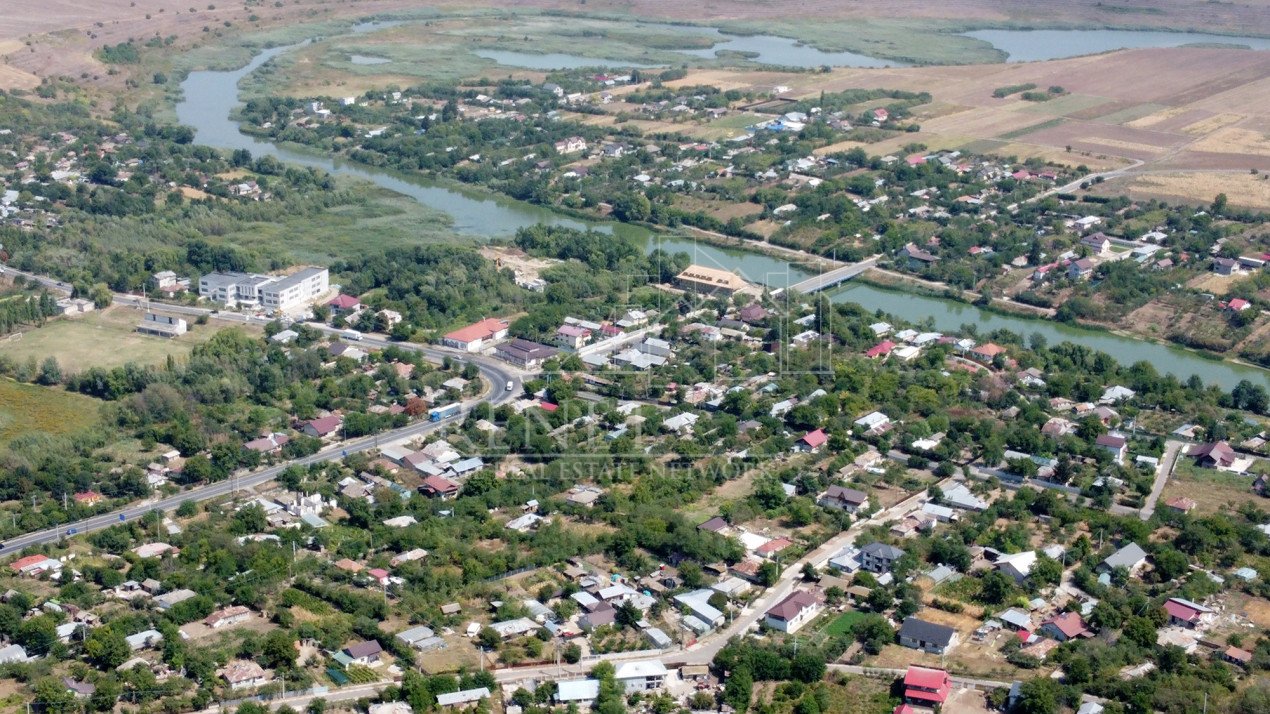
<box><xmin>0</xmin><ymin>268</ymin><xmax>519</xmax><ymax>556</ymax></box>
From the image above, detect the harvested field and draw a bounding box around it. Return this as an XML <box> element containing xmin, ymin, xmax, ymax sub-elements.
<box><xmin>1187</xmin><ymin>272</ymin><xmax>1239</xmax><ymax>295</ymax></box>
<box><xmin>1108</xmin><ymin>172</ymin><xmax>1270</xmax><ymax>211</ymax></box>
<box><xmin>1088</xmin><ymin>102</ymin><xmax>1167</xmax><ymax>125</ymax></box>
<box><xmin>1187</xmin><ymin>126</ymin><xmax>1270</xmax><ymax>155</ymax></box>
<box><xmin>1011</xmin><ymin>94</ymin><xmax>1113</xmax><ymax>117</ymax></box>
<box><xmin>1127</xmin><ymin>106</ymin><xmax>1193</xmax><ymax>129</ymax></box>
<box><xmin>1179</xmin><ymin>113</ymin><xmax>1248</xmax><ymax>136</ymax></box>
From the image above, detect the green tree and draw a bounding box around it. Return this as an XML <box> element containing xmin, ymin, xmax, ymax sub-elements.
<box><xmin>978</xmin><ymin>571</ymin><xmax>1015</xmax><ymax>604</ymax></box>
<box><xmin>611</xmin><ymin>192</ymin><xmax>651</xmax><ymax>222</ymax></box>
<box><xmin>1015</xmin><ymin>677</ymin><xmax>1060</xmax><ymax>714</ymax></box>
<box><xmin>790</xmin><ymin>652</ymin><xmax>826</xmax><ymax>683</ymax></box>
<box><xmin>85</xmin><ymin>626</ymin><xmax>131</xmax><ymax>669</ymax></box>
<box><xmin>33</xmin><ymin>678</ymin><xmax>77</xmax><ymax>712</ymax></box>
<box><xmin>723</xmin><ymin>666</ymin><xmax>753</xmax><ymax>710</ymax></box>
<box><xmin>851</xmin><ymin>614</ymin><xmax>894</xmax><ymax>655</ymax></box>
<box><xmin>17</xmin><ymin>615</ymin><xmax>57</xmax><ymax>656</ymax></box>
<box><xmin>1123</xmin><ymin>616</ymin><xmax>1157</xmax><ymax>649</ymax></box>
<box><xmin>1028</xmin><ymin>556</ymin><xmax>1062</xmax><ymax>589</ymax></box>
<box><xmin>261</xmin><ymin>629</ymin><xmax>298</xmax><ymax>669</ymax></box>
<box><xmin>757</xmin><ymin>561</ymin><xmax>780</xmax><ymax>587</ymax></box>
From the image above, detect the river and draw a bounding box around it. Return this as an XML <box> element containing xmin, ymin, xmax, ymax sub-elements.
<box><xmin>174</xmin><ymin>31</ymin><xmax>1269</xmax><ymax>390</ymax></box>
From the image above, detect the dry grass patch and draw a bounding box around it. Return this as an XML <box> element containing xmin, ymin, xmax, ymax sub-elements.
<box><xmin>1161</xmin><ymin>462</ymin><xmax>1256</xmax><ymax>516</ymax></box>
<box><xmin>0</xmin><ymin>305</ymin><xmax>232</xmax><ymax>373</ymax></box>
<box><xmin>1118</xmin><ymin>172</ymin><xmax>1270</xmax><ymax>212</ymax></box>
<box><xmin>1187</xmin><ymin>126</ymin><xmax>1270</xmax><ymax>155</ymax></box>
<box><xmin>1179</xmin><ymin>114</ymin><xmax>1249</xmax><ymax>137</ymax></box>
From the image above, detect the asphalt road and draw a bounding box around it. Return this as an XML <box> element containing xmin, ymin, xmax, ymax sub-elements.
<box><xmin>0</xmin><ymin>269</ymin><xmax>519</xmax><ymax>556</ymax></box>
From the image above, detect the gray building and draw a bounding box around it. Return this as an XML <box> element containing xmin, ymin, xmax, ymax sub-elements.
<box><xmin>898</xmin><ymin>617</ymin><xmax>957</xmax><ymax>654</ymax></box>
<box><xmin>858</xmin><ymin>542</ymin><xmax>905</xmax><ymax>574</ymax></box>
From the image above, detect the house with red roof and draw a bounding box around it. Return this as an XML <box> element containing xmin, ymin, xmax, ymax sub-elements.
<box><xmin>1163</xmin><ymin>496</ymin><xmax>1197</xmax><ymax>514</ymax></box>
<box><xmin>902</xmin><ymin>666</ymin><xmax>950</xmax><ymax>707</ymax></box>
<box><xmin>756</xmin><ymin>537</ymin><xmax>794</xmax><ymax>559</ymax></box>
<box><xmin>1226</xmin><ymin>298</ymin><xmax>1251</xmax><ymax>313</ymax></box>
<box><xmin>871</xmin><ymin>108</ymin><xmax>889</xmax><ymax>122</ymax></box>
<box><xmin>441</xmin><ymin>318</ymin><xmax>509</xmax><ymax>353</ymax></box>
<box><xmin>794</xmin><ymin>429</ymin><xmax>828</xmax><ymax>453</ymax></box>
<box><xmin>1096</xmin><ymin>433</ymin><xmax>1128</xmax><ymax>464</ymax></box>
<box><xmin>1189</xmin><ymin>441</ymin><xmax>1243</xmax><ymax>471</ymax></box>
<box><xmin>73</xmin><ymin>491</ymin><xmax>103</xmax><ymax>506</ymax></box>
<box><xmin>818</xmin><ymin>485</ymin><xmax>868</xmax><ymax>513</ymax></box>
<box><xmin>1040</xmin><ymin>611</ymin><xmax>1093</xmax><ymax>642</ymax></box>
<box><xmin>763</xmin><ymin>590</ymin><xmax>822</xmax><ymax>634</ymax></box>
<box><xmin>9</xmin><ymin>554</ymin><xmax>62</xmax><ymax>576</ymax></box>
<box><xmin>301</xmin><ymin>415</ymin><xmax>343</xmax><ymax>439</ymax></box>
<box><xmin>865</xmin><ymin>340</ymin><xmax>895</xmax><ymax>359</ymax></box>
<box><xmin>555</xmin><ymin>324</ymin><xmax>592</xmax><ymax>350</ymax></box>
<box><xmin>1223</xmin><ymin>646</ymin><xmax>1253</xmax><ymax>667</ymax></box>
<box><xmin>327</xmin><ymin>294</ymin><xmax>362</xmax><ymax>313</ymax></box>
<box><xmin>1163</xmin><ymin>598</ymin><xmax>1213</xmax><ymax>629</ymax></box>
<box><xmin>970</xmin><ymin>342</ymin><xmax>1006</xmax><ymax>363</ymax></box>
<box><xmin>420</xmin><ymin>475</ymin><xmax>461</xmax><ymax>500</ymax></box>
<box><xmin>244</xmin><ymin>433</ymin><xmax>290</xmax><ymax>454</ymax></box>
<box><xmin>738</xmin><ymin>303</ymin><xmax>768</xmax><ymax>324</ymax></box>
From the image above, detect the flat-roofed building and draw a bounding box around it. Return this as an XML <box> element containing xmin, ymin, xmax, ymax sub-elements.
<box><xmin>675</xmin><ymin>265</ymin><xmax>751</xmax><ymax>295</ymax></box>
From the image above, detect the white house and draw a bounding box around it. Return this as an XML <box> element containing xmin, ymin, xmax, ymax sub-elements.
<box><xmin>854</xmin><ymin>411</ymin><xmax>891</xmax><ymax>435</ymax></box>
<box><xmin>614</xmin><ymin>661</ymin><xmax>669</xmax><ymax>693</ymax></box>
<box><xmin>763</xmin><ymin>590</ymin><xmax>822</xmax><ymax>634</ymax></box>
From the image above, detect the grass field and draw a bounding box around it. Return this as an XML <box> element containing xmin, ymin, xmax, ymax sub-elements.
<box><xmin>0</xmin><ymin>379</ymin><xmax>102</xmax><ymax>445</ymax></box>
<box><xmin>823</xmin><ymin>609</ymin><xmax>868</xmax><ymax>637</ymax></box>
<box><xmin>0</xmin><ymin>307</ymin><xmax>222</xmax><ymax>373</ymax></box>
<box><xmin>220</xmin><ymin>179</ymin><xmax>462</xmax><ymax>262</ymax></box>
<box><xmin>1163</xmin><ymin>460</ymin><xmax>1259</xmax><ymax>515</ymax></box>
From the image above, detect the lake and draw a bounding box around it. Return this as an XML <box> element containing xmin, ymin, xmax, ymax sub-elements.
<box><xmin>174</xmin><ymin>31</ymin><xmax>1268</xmax><ymax>390</ymax></box>
<box><xmin>964</xmin><ymin>28</ymin><xmax>1270</xmax><ymax>62</ymax></box>
<box><xmin>473</xmin><ymin>50</ymin><xmax>660</xmax><ymax>70</ymax></box>
<box><xmin>672</xmin><ymin>28</ymin><xmax>905</xmax><ymax>68</ymax></box>
<box><xmin>471</xmin><ymin>24</ymin><xmax>905</xmax><ymax>70</ymax></box>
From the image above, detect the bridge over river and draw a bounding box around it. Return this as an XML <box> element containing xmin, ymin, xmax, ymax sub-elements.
<box><xmin>779</xmin><ymin>255</ymin><xmax>880</xmax><ymax>294</ymax></box>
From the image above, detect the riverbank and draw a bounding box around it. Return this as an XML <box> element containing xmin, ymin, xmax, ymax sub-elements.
<box><xmin>860</xmin><ymin>268</ymin><xmax>1057</xmax><ymax>319</ymax></box>
<box><xmin>681</xmin><ymin>226</ymin><xmax>845</xmax><ymax>273</ymax></box>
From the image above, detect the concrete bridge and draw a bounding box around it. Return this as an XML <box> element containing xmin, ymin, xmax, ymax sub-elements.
<box><xmin>780</xmin><ymin>255</ymin><xmax>880</xmax><ymax>294</ymax></box>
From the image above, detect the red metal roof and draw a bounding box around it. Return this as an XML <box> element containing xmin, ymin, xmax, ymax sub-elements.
<box><xmin>328</xmin><ymin>294</ymin><xmax>361</xmax><ymax>309</ymax></box>
<box><xmin>800</xmin><ymin>429</ymin><xmax>828</xmax><ymax>448</ymax></box>
<box><xmin>422</xmin><ymin>475</ymin><xmax>459</xmax><ymax>494</ymax></box>
<box><xmin>1042</xmin><ymin>611</ymin><xmax>1090</xmax><ymax>638</ymax></box>
<box><xmin>903</xmin><ymin>666</ymin><xmax>950</xmax><ymax>705</ymax></box>
<box><xmin>1164</xmin><ymin>598</ymin><xmax>1208</xmax><ymax>622</ymax></box>
<box><xmin>765</xmin><ymin>590</ymin><xmax>820</xmax><ymax>621</ymax></box>
<box><xmin>444</xmin><ymin>318</ymin><xmax>508</xmax><ymax>344</ymax></box>
<box><xmin>865</xmin><ymin>340</ymin><xmax>895</xmax><ymax>358</ymax></box>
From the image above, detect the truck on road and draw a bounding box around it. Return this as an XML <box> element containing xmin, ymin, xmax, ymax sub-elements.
<box><xmin>429</xmin><ymin>403</ymin><xmax>462</xmax><ymax>422</ymax></box>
